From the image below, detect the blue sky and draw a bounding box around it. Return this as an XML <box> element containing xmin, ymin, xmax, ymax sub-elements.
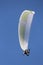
<box><xmin>0</xmin><ymin>0</ymin><xmax>43</xmax><ymax>65</ymax></box>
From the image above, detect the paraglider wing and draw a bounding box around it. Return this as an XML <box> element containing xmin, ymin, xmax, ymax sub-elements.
<box><xmin>18</xmin><ymin>10</ymin><xmax>35</xmax><ymax>51</ymax></box>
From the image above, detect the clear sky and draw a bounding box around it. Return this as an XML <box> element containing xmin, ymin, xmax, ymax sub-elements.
<box><xmin>0</xmin><ymin>0</ymin><xmax>43</xmax><ymax>65</ymax></box>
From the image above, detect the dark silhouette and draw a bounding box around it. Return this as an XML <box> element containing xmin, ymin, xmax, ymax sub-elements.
<box><xmin>24</xmin><ymin>49</ymin><xmax>30</xmax><ymax>56</ymax></box>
